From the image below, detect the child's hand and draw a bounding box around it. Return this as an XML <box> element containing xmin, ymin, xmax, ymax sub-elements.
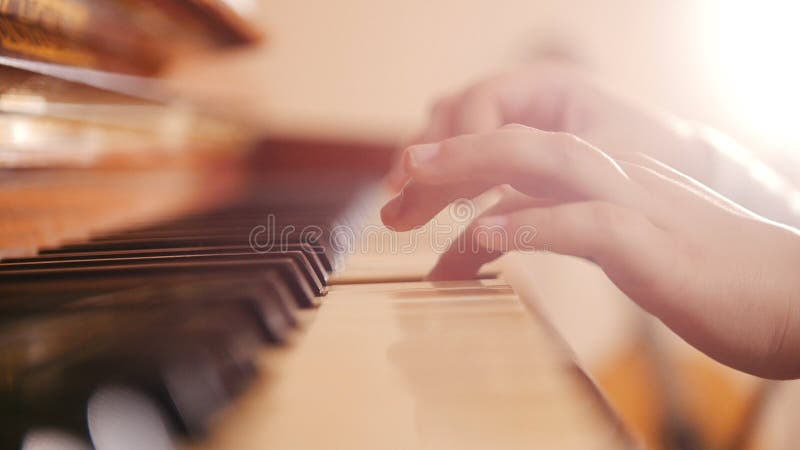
<box><xmin>387</xmin><ymin>62</ymin><xmax>708</xmax><ymax>190</ymax></box>
<box><xmin>382</xmin><ymin>125</ymin><xmax>800</xmax><ymax>379</ymax></box>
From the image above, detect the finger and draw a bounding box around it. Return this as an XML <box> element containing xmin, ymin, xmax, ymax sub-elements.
<box><xmin>408</xmin><ymin>126</ymin><xmax>632</xmax><ymax>198</ymax></box>
<box><xmin>451</xmin><ymin>89</ymin><xmax>504</xmax><ymax>135</ymax></box>
<box><xmin>385</xmin><ymin>168</ymin><xmax>408</xmax><ymax>193</ymax></box>
<box><xmin>385</xmin><ymin>126</ymin><xmax>647</xmax><ymax>230</ymax></box>
<box><xmin>385</xmin><ymin>96</ymin><xmax>460</xmax><ymax>191</ymax></box>
<box><xmin>428</xmin><ymin>189</ymin><xmax>553</xmax><ymax>280</ymax></box>
<box><xmin>384</xmin><ymin>147</ymin><xmax>410</xmax><ymax>192</ymax></box>
<box><xmin>471</xmin><ymin>202</ymin><xmax>681</xmax><ymax>306</ymax></box>
<box><xmin>381</xmin><ymin>180</ymin><xmax>488</xmax><ymax>231</ymax></box>
<box><xmin>419</xmin><ymin>95</ymin><xmax>459</xmax><ymax>143</ymax></box>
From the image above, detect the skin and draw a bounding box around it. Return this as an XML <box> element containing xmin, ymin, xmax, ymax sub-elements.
<box><xmin>386</xmin><ymin>62</ymin><xmax>714</xmax><ymax>191</ymax></box>
<box><xmin>381</xmin><ymin>64</ymin><xmax>800</xmax><ymax>380</ymax></box>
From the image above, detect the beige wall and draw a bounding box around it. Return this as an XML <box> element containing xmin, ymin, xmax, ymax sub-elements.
<box><xmin>169</xmin><ymin>0</ymin><xmax>772</xmax><ymax>151</ymax></box>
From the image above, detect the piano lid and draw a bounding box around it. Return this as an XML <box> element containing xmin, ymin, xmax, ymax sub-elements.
<box><xmin>0</xmin><ymin>0</ymin><xmax>262</xmax><ymax>75</ymax></box>
<box><xmin>0</xmin><ymin>62</ymin><xmax>254</xmax><ymax>169</ymax></box>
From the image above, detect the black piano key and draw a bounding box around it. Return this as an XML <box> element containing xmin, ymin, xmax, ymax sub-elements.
<box><xmin>154</xmin><ymin>304</ymin><xmax>265</xmax><ymax>411</ymax></box>
<box><xmin>78</xmin><ymin>205</ymin><xmax>355</xmax><ymax>273</ymax></box>
<box><xmin>42</xmin><ymin>237</ymin><xmax>336</xmax><ymax>274</ymax></box>
<box><xmin>0</xmin><ymin>248</ymin><xmax>327</xmax><ymax>296</ymax></box>
<box><xmin>5</xmin><ymin>302</ymin><xmax>267</xmax><ymax>439</ymax></box>
<box><xmin>14</xmin><ymin>242</ymin><xmax>329</xmax><ymax>285</ymax></box>
<box><xmin>0</xmin><ymin>256</ymin><xmax>318</xmax><ymax>310</ymax></box>
<box><xmin>235</xmin><ymin>282</ymin><xmax>295</xmax><ymax>344</ymax></box>
<box><xmin>249</xmin><ymin>271</ymin><xmax>299</xmax><ymax>331</ymax></box>
<box><xmin>0</xmin><ymin>276</ymin><xmax>298</xmax><ymax>348</ymax></box>
<box><xmin>0</xmin><ymin>297</ymin><xmax>255</xmax><ymax>381</ymax></box>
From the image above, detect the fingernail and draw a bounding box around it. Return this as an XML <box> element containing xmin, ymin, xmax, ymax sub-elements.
<box><xmin>405</xmin><ymin>143</ymin><xmax>440</xmax><ymax>169</ymax></box>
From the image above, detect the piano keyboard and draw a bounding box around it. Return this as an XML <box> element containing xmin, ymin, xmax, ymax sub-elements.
<box><xmin>1</xmin><ymin>145</ymin><xmax>633</xmax><ymax>449</ymax></box>
<box><xmin>0</xmin><ymin>165</ymin><xmax>379</xmax><ymax>447</ymax></box>
<box><xmin>189</xmin><ymin>279</ymin><xmax>633</xmax><ymax>450</ymax></box>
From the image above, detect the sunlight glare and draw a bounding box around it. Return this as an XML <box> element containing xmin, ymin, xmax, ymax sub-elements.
<box><xmin>707</xmin><ymin>0</ymin><xmax>800</xmax><ymax>143</ymax></box>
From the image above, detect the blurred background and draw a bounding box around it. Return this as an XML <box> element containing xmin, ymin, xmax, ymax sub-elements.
<box><xmin>167</xmin><ymin>1</ymin><xmax>800</xmax><ymax>449</ymax></box>
<box><xmin>168</xmin><ymin>0</ymin><xmax>800</xmax><ymax>169</ymax></box>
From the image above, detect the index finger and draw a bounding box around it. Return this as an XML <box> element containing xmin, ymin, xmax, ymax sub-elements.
<box><xmin>383</xmin><ymin>126</ymin><xmax>649</xmax><ymax>230</ymax></box>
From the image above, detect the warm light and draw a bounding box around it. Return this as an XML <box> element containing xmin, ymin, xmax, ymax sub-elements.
<box><xmin>11</xmin><ymin>119</ymin><xmax>32</xmax><ymax>144</ymax></box>
<box><xmin>706</xmin><ymin>0</ymin><xmax>800</xmax><ymax>143</ymax></box>
<box><xmin>0</xmin><ymin>93</ymin><xmax>47</xmax><ymax>115</ymax></box>
<box><xmin>221</xmin><ymin>0</ymin><xmax>257</xmax><ymax>16</ymax></box>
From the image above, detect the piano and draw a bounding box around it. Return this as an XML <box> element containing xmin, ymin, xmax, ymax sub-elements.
<box><xmin>0</xmin><ymin>128</ymin><xmax>634</xmax><ymax>448</ymax></box>
<box><xmin>0</xmin><ymin>3</ymin><xmax>634</xmax><ymax>449</ymax></box>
